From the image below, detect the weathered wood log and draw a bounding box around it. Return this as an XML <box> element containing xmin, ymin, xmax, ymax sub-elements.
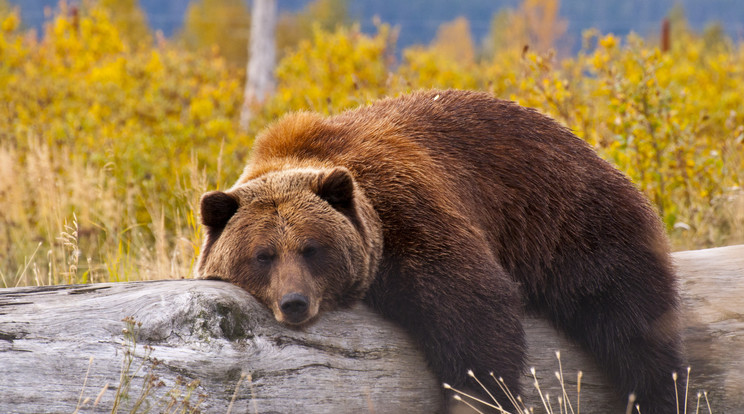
<box><xmin>0</xmin><ymin>245</ymin><xmax>742</xmax><ymax>413</ymax></box>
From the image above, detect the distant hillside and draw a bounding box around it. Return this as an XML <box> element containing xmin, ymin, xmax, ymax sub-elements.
<box><xmin>11</xmin><ymin>0</ymin><xmax>744</xmax><ymax>51</ymax></box>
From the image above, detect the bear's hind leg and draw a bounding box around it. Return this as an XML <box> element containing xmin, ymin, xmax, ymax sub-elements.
<box><xmin>542</xmin><ymin>249</ymin><xmax>685</xmax><ymax>414</ymax></box>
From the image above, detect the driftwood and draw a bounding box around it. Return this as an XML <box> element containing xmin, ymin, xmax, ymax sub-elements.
<box><xmin>0</xmin><ymin>245</ymin><xmax>742</xmax><ymax>413</ymax></box>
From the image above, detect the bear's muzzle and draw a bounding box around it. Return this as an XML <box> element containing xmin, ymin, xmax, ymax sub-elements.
<box><xmin>279</xmin><ymin>292</ymin><xmax>310</xmax><ymax>324</ymax></box>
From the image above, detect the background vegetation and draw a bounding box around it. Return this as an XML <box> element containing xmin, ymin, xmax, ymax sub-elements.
<box><xmin>1</xmin><ymin>0</ymin><xmax>742</xmax><ymax>288</ymax></box>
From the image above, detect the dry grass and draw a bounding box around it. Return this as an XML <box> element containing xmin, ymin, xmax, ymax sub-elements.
<box><xmin>0</xmin><ymin>137</ymin><xmax>208</xmax><ymax>288</ymax></box>
<box><xmin>72</xmin><ymin>317</ymin><xmax>206</xmax><ymax>413</ymax></box>
<box><xmin>446</xmin><ymin>353</ymin><xmax>713</xmax><ymax>414</ymax></box>
<box><xmin>2</xmin><ymin>3</ymin><xmax>742</xmax><ymax>288</ymax></box>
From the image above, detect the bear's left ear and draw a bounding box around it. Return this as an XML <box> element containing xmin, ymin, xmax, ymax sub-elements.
<box><xmin>317</xmin><ymin>167</ymin><xmax>355</xmax><ymax>209</ymax></box>
<box><xmin>200</xmin><ymin>191</ymin><xmax>239</xmax><ymax>228</ymax></box>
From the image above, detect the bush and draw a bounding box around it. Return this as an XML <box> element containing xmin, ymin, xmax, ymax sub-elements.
<box><xmin>0</xmin><ymin>4</ymin><xmax>245</xmax><ymax>285</ymax></box>
<box><xmin>1</xmin><ymin>3</ymin><xmax>742</xmax><ymax>287</ymax></box>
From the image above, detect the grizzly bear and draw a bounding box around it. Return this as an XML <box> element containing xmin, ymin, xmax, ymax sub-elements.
<box><xmin>196</xmin><ymin>89</ymin><xmax>684</xmax><ymax>412</ymax></box>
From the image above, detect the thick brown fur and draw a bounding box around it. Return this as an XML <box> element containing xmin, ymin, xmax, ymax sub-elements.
<box><xmin>197</xmin><ymin>90</ymin><xmax>685</xmax><ymax>412</ymax></box>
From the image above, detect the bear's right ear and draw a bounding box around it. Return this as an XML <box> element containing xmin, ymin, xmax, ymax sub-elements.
<box><xmin>317</xmin><ymin>167</ymin><xmax>355</xmax><ymax>210</ymax></box>
<box><xmin>200</xmin><ymin>191</ymin><xmax>239</xmax><ymax>228</ymax></box>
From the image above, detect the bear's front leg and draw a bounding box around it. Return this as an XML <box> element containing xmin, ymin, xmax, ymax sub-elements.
<box><xmin>366</xmin><ymin>245</ymin><xmax>525</xmax><ymax>412</ymax></box>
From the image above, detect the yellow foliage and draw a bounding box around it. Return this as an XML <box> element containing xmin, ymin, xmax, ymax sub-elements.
<box><xmin>500</xmin><ymin>32</ymin><xmax>744</xmax><ymax>248</ymax></box>
<box><xmin>0</xmin><ymin>4</ymin><xmax>245</xmax><ymax>286</ymax></box>
<box><xmin>179</xmin><ymin>0</ymin><xmax>251</xmax><ymax>66</ymax></box>
<box><xmin>1</xmin><ymin>4</ymin><xmax>742</xmax><ymax>287</ymax></box>
<box><xmin>248</xmin><ymin>19</ymin><xmax>744</xmax><ymax>251</ymax></box>
<box><xmin>263</xmin><ymin>24</ymin><xmax>395</xmax><ymax>117</ymax></box>
<box><xmin>398</xmin><ymin>46</ymin><xmax>479</xmax><ymax>90</ymax></box>
<box><xmin>2</xmin><ymin>9</ymin><xmax>18</xmax><ymax>32</ymax></box>
<box><xmin>430</xmin><ymin>16</ymin><xmax>476</xmax><ymax>65</ymax></box>
<box><xmin>484</xmin><ymin>0</ymin><xmax>567</xmax><ymax>55</ymax></box>
<box><xmin>521</xmin><ymin>0</ymin><xmax>567</xmax><ymax>52</ymax></box>
<box><xmin>277</xmin><ymin>0</ymin><xmax>350</xmax><ymax>56</ymax></box>
<box><xmin>98</xmin><ymin>0</ymin><xmax>152</xmax><ymax>48</ymax></box>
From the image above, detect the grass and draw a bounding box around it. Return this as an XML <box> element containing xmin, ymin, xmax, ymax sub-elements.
<box><xmin>0</xmin><ymin>137</ymin><xmax>210</xmax><ymax>288</ymax></box>
<box><xmin>2</xmin><ymin>133</ymin><xmax>741</xmax><ymax>289</ymax></box>
<box><xmin>45</xmin><ymin>314</ymin><xmax>720</xmax><ymax>414</ymax></box>
<box><xmin>0</xmin><ymin>139</ymin><xmax>732</xmax><ymax>413</ymax></box>
<box><xmin>68</xmin><ymin>317</ymin><xmax>273</xmax><ymax>414</ymax></box>
<box><xmin>71</xmin><ymin>317</ymin><xmax>206</xmax><ymax>414</ymax></box>
<box><xmin>2</xmin><ymin>1</ymin><xmax>744</xmax><ymax>289</ymax></box>
<box><xmin>226</xmin><ymin>372</ymin><xmax>259</xmax><ymax>414</ymax></box>
<box><xmin>446</xmin><ymin>352</ymin><xmax>713</xmax><ymax>414</ymax></box>
<box><xmin>1</xmin><ymin>133</ymin><xmax>733</xmax><ymax>414</ymax></box>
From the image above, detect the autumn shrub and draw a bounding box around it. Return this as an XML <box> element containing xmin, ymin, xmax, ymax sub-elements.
<box><xmin>259</xmin><ymin>23</ymin><xmax>396</xmax><ymax>119</ymax></box>
<box><xmin>0</xmin><ymin>4</ymin><xmax>247</xmax><ymax>285</ymax></box>
<box><xmin>265</xmin><ymin>24</ymin><xmax>744</xmax><ymax>250</ymax></box>
<box><xmin>1</xmin><ymin>3</ymin><xmax>742</xmax><ymax>287</ymax></box>
<box><xmin>495</xmin><ymin>31</ymin><xmax>744</xmax><ymax>249</ymax></box>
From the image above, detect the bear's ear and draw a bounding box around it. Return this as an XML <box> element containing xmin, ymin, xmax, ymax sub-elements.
<box><xmin>317</xmin><ymin>167</ymin><xmax>355</xmax><ymax>209</ymax></box>
<box><xmin>200</xmin><ymin>191</ymin><xmax>239</xmax><ymax>228</ymax></box>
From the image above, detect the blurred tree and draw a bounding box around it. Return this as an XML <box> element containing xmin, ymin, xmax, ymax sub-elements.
<box><xmin>660</xmin><ymin>5</ymin><xmax>729</xmax><ymax>55</ymax></box>
<box><xmin>180</xmin><ymin>0</ymin><xmax>251</xmax><ymax>66</ymax></box>
<box><xmin>702</xmin><ymin>22</ymin><xmax>731</xmax><ymax>53</ymax></box>
<box><xmin>431</xmin><ymin>16</ymin><xmax>475</xmax><ymax>65</ymax></box>
<box><xmin>523</xmin><ymin>0</ymin><xmax>566</xmax><ymax>53</ymax></box>
<box><xmin>484</xmin><ymin>0</ymin><xmax>567</xmax><ymax>56</ymax></box>
<box><xmin>276</xmin><ymin>0</ymin><xmax>349</xmax><ymax>56</ymax></box>
<box><xmin>241</xmin><ymin>0</ymin><xmax>277</xmax><ymax>131</ymax></box>
<box><xmin>667</xmin><ymin>3</ymin><xmax>689</xmax><ymax>42</ymax></box>
<box><xmin>483</xmin><ymin>9</ymin><xmax>523</xmax><ymax>57</ymax></box>
<box><xmin>98</xmin><ymin>0</ymin><xmax>151</xmax><ymax>48</ymax></box>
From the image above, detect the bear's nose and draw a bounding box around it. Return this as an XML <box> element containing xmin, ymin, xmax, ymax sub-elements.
<box><xmin>279</xmin><ymin>293</ymin><xmax>309</xmax><ymax>323</ymax></box>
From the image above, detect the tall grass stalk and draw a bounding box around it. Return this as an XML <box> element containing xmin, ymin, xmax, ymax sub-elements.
<box><xmin>0</xmin><ymin>137</ymin><xmax>212</xmax><ymax>288</ymax></box>
<box><xmin>448</xmin><ymin>355</ymin><xmax>709</xmax><ymax>414</ymax></box>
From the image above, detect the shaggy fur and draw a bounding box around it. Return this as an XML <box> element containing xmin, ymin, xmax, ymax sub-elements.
<box><xmin>197</xmin><ymin>90</ymin><xmax>685</xmax><ymax>412</ymax></box>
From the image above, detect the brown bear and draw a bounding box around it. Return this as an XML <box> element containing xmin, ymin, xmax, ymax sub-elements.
<box><xmin>196</xmin><ymin>89</ymin><xmax>684</xmax><ymax>412</ymax></box>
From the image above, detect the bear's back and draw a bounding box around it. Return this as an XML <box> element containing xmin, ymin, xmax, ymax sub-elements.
<box><xmin>244</xmin><ymin>90</ymin><xmax>666</xmax><ymax>289</ymax></box>
<box><xmin>230</xmin><ymin>91</ymin><xmax>681</xmax><ymax>410</ymax></box>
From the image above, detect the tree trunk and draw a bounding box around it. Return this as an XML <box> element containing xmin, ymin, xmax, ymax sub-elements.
<box><xmin>0</xmin><ymin>245</ymin><xmax>742</xmax><ymax>413</ymax></box>
<box><xmin>239</xmin><ymin>0</ymin><xmax>277</xmax><ymax>132</ymax></box>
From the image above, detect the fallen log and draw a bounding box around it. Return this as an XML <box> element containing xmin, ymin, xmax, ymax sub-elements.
<box><xmin>0</xmin><ymin>245</ymin><xmax>742</xmax><ymax>413</ymax></box>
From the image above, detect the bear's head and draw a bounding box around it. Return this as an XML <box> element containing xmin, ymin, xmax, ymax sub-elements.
<box><xmin>196</xmin><ymin>167</ymin><xmax>382</xmax><ymax>326</ymax></box>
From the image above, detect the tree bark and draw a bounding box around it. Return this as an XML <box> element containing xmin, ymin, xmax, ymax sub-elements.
<box><xmin>0</xmin><ymin>245</ymin><xmax>742</xmax><ymax>413</ymax></box>
<box><xmin>239</xmin><ymin>0</ymin><xmax>277</xmax><ymax>132</ymax></box>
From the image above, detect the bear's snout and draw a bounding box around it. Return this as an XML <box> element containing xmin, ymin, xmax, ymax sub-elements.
<box><xmin>279</xmin><ymin>292</ymin><xmax>310</xmax><ymax>324</ymax></box>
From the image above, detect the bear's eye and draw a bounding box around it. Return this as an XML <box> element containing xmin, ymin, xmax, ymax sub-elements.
<box><xmin>255</xmin><ymin>251</ymin><xmax>274</xmax><ymax>264</ymax></box>
<box><xmin>301</xmin><ymin>245</ymin><xmax>318</xmax><ymax>259</ymax></box>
